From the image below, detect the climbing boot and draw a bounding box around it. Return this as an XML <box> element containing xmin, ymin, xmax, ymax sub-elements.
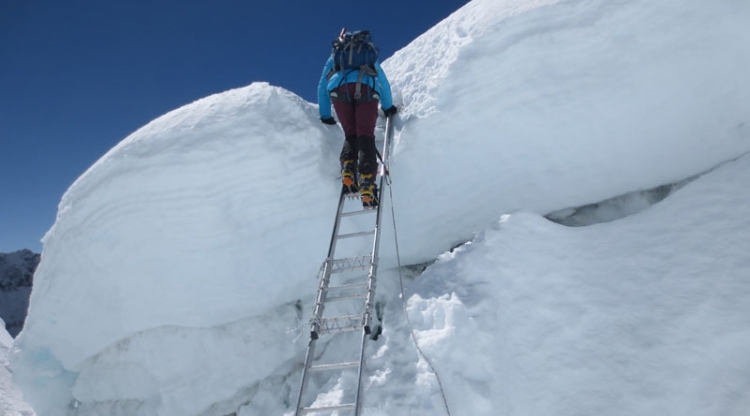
<box><xmin>359</xmin><ymin>173</ymin><xmax>378</xmax><ymax>209</ymax></box>
<box><xmin>341</xmin><ymin>160</ymin><xmax>358</xmax><ymax>196</ymax></box>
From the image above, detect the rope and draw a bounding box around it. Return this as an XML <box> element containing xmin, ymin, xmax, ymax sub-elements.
<box><xmin>385</xmin><ymin>175</ymin><xmax>453</xmax><ymax>416</ymax></box>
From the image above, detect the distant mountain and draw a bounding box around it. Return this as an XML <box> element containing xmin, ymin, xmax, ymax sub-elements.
<box><xmin>0</xmin><ymin>249</ymin><xmax>39</xmax><ymax>337</ymax></box>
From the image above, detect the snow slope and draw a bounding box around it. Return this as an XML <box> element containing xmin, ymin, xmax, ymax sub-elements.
<box><xmin>383</xmin><ymin>0</ymin><xmax>750</xmax><ymax>261</ymax></box>
<box><xmin>390</xmin><ymin>154</ymin><xmax>750</xmax><ymax>416</ymax></box>
<box><xmin>10</xmin><ymin>0</ymin><xmax>750</xmax><ymax>415</ymax></box>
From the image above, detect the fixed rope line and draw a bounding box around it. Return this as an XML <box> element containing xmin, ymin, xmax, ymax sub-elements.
<box><xmin>385</xmin><ymin>175</ymin><xmax>453</xmax><ymax>416</ymax></box>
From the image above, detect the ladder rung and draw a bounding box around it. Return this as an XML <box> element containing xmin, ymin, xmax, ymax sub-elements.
<box><xmin>331</xmin><ymin>256</ymin><xmax>373</xmax><ymax>273</ymax></box>
<box><xmin>323</xmin><ymin>293</ymin><xmax>367</xmax><ymax>303</ymax></box>
<box><xmin>336</xmin><ymin>230</ymin><xmax>375</xmax><ymax>240</ymax></box>
<box><xmin>341</xmin><ymin>208</ymin><xmax>376</xmax><ymax>218</ymax></box>
<box><xmin>326</xmin><ymin>282</ymin><xmax>368</xmax><ymax>291</ymax></box>
<box><xmin>309</xmin><ymin>361</ymin><xmax>359</xmax><ymax>372</ymax></box>
<box><xmin>317</xmin><ymin>324</ymin><xmax>362</xmax><ymax>335</ymax></box>
<box><xmin>326</xmin><ymin>324</ymin><xmax>362</xmax><ymax>334</ymax></box>
<box><xmin>320</xmin><ymin>314</ymin><xmax>363</xmax><ymax>323</ymax></box>
<box><xmin>314</xmin><ymin>314</ymin><xmax>364</xmax><ymax>335</ymax></box>
<box><xmin>301</xmin><ymin>403</ymin><xmax>356</xmax><ymax>414</ymax></box>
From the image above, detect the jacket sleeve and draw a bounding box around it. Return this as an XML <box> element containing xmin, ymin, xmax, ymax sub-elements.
<box><xmin>318</xmin><ymin>57</ymin><xmax>334</xmax><ymax>119</ymax></box>
<box><xmin>374</xmin><ymin>61</ymin><xmax>394</xmax><ymax>110</ymax></box>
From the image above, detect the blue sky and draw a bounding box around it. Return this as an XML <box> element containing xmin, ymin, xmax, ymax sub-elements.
<box><xmin>0</xmin><ymin>0</ymin><xmax>469</xmax><ymax>253</ymax></box>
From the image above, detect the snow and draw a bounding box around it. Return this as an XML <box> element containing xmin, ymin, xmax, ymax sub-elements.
<box><xmin>1</xmin><ymin>317</ymin><xmax>36</xmax><ymax>416</ymax></box>
<box><xmin>9</xmin><ymin>0</ymin><xmax>750</xmax><ymax>415</ymax></box>
<box><xmin>0</xmin><ymin>319</ymin><xmax>12</xmax><ymax>361</ymax></box>
<box><xmin>383</xmin><ymin>0</ymin><xmax>750</xmax><ymax>262</ymax></box>
<box><xmin>397</xmin><ymin>154</ymin><xmax>750</xmax><ymax>415</ymax></box>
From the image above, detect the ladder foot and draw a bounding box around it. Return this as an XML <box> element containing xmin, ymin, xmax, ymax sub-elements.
<box><xmin>369</xmin><ymin>324</ymin><xmax>383</xmax><ymax>341</ymax></box>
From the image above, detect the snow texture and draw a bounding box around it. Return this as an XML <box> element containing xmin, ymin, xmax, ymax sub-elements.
<box><xmin>9</xmin><ymin>0</ymin><xmax>750</xmax><ymax>415</ymax></box>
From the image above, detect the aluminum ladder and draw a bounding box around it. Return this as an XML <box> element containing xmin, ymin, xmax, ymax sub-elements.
<box><xmin>293</xmin><ymin>115</ymin><xmax>395</xmax><ymax>416</ymax></box>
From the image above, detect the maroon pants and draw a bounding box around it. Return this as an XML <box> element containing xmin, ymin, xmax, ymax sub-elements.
<box><xmin>332</xmin><ymin>84</ymin><xmax>379</xmax><ymax>175</ymax></box>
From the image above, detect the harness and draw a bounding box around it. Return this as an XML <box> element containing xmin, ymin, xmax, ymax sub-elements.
<box><xmin>328</xmin><ymin>67</ymin><xmax>380</xmax><ymax>102</ymax></box>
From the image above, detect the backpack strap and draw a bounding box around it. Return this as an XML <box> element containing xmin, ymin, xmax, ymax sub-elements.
<box><xmin>349</xmin><ymin>41</ymin><xmax>357</xmax><ymax>66</ymax></box>
<box><xmin>354</xmin><ymin>65</ymin><xmax>378</xmax><ymax>100</ymax></box>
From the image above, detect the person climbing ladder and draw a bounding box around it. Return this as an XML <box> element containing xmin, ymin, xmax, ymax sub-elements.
<box><xmin>318</xmin><ymin>28</ymin><xmax>398</xmax><ymax>209</ymax></box>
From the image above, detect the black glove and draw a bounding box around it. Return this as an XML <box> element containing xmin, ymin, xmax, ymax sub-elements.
<box><xmin>321</xmin><ymin>117</ymin><xmax>337</xmax><ymax>125</ymax></box>
<box><xmin>383</xmin><ymin>106</ymin><xmax>398</xmax><ymax>117</ymax></box>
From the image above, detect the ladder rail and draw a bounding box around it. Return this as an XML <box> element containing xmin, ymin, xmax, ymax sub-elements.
<box><xmin>353</xmin><ymin>114</ymin><xmax>394</xmax><ymax>416</ymax></box>
<box><xmin>294</xmin><ymin>331</ymin><xmax>319</xmax><ymax>414</ymax></box>
<box><xmin>326</xmin><ymin>191</ymin><xmax>349</xmax><ymax>262</ymax></box>
<box><xmin>294</xmin><ymin>193</ymin><xmax>347</xmax><ymax>415</ymax></box>
<box><xmin>294</xmin><ymin>190</ymin><xmax>355</xmax><ymax>416</ymax></box>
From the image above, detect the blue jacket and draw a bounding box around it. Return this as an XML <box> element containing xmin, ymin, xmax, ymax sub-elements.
<box><xmin>318</xmin><ymin>56</ymin><xmax>394</xmax><ymax>119</ymax></box>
